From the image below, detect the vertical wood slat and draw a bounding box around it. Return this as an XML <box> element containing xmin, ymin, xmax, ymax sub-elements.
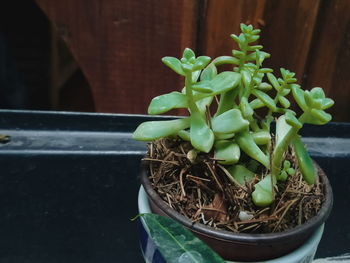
<box><xmin>305</xmin><ymin>0</ymin><xmax>350</xmax><ymax>122</ymax></box>
<box><xmin>259</xmin><ymin>0</ymin><xmax>321</xmax><ymax>84</ymax></box>
<box><xmin>36</xmin><ymin>0</ymin><xmax>198</xmax><ymax>114</ymax></box>
<box><xmin>200</xmin><ymin>0</ymin><xmax>266</xmax><ymax>58</ymax></box>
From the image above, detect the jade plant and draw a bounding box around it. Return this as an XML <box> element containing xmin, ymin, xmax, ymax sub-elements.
<box><xmin>133</xmin><ymin>24</ymin><xmax>334</xmax><ymax>207</ymax></box>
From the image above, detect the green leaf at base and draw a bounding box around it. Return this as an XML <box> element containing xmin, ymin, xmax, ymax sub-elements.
<box><xmin>292</xmin><ymin>136</ymin><xmax>316</xmax><ymax>184</ymax></box>
<box><xmin>133</xmin><ymin>118</ymin><xmax>190</xmax><ymax>141</ymax></box>
<box><xmin>252</xmin><ymin>175</ymin><xmax>274</xmax><ymax>207</ymax></box>
<box><xmin>190</xmin><ymin>112</ymin><xmax>214</xmax><ymax>153</ymax></box>
<box><xmin>140</xmin><ymin>213</ymin><xmax>225</xmax><ymax>263</ymax></box>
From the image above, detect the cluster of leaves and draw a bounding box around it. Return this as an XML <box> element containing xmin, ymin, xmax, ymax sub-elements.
<box><xmin>133</xmin><ymin>24</ymin><xmax>334</xmax><ymax>207</ymax></box>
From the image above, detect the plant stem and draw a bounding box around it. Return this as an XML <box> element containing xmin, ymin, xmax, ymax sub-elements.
<box><xmin>185</xmin><ymin>71</ymin><xmax>200</xmax><ymax>115</ymax></box>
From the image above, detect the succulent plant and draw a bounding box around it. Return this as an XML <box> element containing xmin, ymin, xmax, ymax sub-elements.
<box><xmin>133</xmin><ymin>24</ymin><xmax>334</xmax><ymax>207</ymax></box>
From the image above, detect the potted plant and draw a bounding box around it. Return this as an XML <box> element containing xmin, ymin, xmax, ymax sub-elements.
<box><xmin>133</xmin><ymin>24</ymin><xmax>334</xmax><ymax>262</ymax></box>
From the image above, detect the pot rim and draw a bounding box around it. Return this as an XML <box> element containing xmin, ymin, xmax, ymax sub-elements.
<box><xmin>140</xmin><ymin>161</ymin><xmax>333</xmax><ymax>244</ymax></box>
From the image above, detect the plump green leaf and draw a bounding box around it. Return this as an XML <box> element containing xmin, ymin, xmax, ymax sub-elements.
<box><xmin>321</xmin><ymin>98</ymin><xmax>334</xmax><ymax>109</ymax></box>
<box><xmin>148</xmin><ymin>92</ymin><xmax>188</xmax><ymax>115</ymax></box>
<box><xmin>252</xmin><ymin>175</ymin><xmax>274</xmax><ymax>207</ymax></box>
<box><xmin>241</xmin><ymin>69</ymin><xmax>252</xmax><ymax>87</ymax></box>
<box><xmin>193</xmin><ymin>56</ymin><xmax>211</xmax><ymax>71</ymax></box>
<box><xmin>183</xmin><ymin>48</ymin><xmax>195</xmax><ymax>60</ymax></box>
<box><xmin>140</xmin><ymin>213</ymin><xmax>225</xmax><ymax>263</ymax></box>
<box><xmin>227</xmin><ymin>165</ymin><xmax>255</xmax><ymax>185</ymax></box>
<box><xmin>252</xmin><ymin>131</ymin><xmax>271</xmax><ymax>145</ymax></box>
<box><xmin>212</xmin><ymin>109</ymin><xmax>249</xmax><ymax>134</ymax></box>
<box><xmin>285</xmin><ymin>111</ymin><xmax>302</xmax><ymax>129</ymax></box>
<box><xmin>214</xmin><ymin>141</ymin><xmax>240</xmax><ymax>165</ymax></box>
<box><xmin>133</xmin><ymin>118</ymin><xmax>190</xmax><ymax>141</ymax></box>
<box><xmin>196</xmin><ymin>96</ymin><xmax>214</xmax><ymax>114</ymax></box>
<box><xmin>278</xmin><ymin>96</ymin><xmax>290</xmax><ymax>108</ymax></box>
<box><xmin>292</xmin><ymin>85</ymin><xmax>307</xmax><ymax>111</ymax></box>
<box><xmin>252</xmin><ymin>89</ymin><xmax>277</xmax><ymax>111</ymax></box>
<box><xmin>190</xmin><ymin>112</ymin><xmax>214</xmax><ymax>153</ymax></box>
<box><xmin>292</xmin><ymin>136</ymin><xmax>316</xmax><ymax>184</ymax></box>
<box><xmin>249</xmin><ymin>98</ymin><xmax>264</xmax><ymax>109</ymax></box>
<box><xmin>267</xmin><ymin>73</ymin><xmax>281</xmax><ymax>91</ymax></box>
<box><xmin>192</xmin><ymin>81</ymin><xmax>213</xmax><ymax>93</ymax></box>
<box><xmin>162</xmin><ymin>57</ymin><xmax>185</xmax><ymax>76</ymax></box>
<box><xmin>200</xmin><ymin>63</ymin><xmax>217</xmax><ymax>81</ymax></box>
<box><xmin>310</xmin><ymin>109</ymin><xmax>332</xmax><ymax>124</ymax></box>
<box><xmin>194</xmin><ymin>72</ymin><xmax>240</xmax><ymax>101</ymax></box>
<box><xmin>236</xmin><ymin>131</ymin><xmax>270</xmax><ymax>168</ymax></box>
<box><xmin>212</xmin><ymin>56</ymin><xmax>239</xmax><ymax>66</ymax></box>
<box><xmin>240</xmin><ymin>97</ymin><xmax>254</xmax><ymax>118</ymax></box>
<box><xmin>310</xmin><ymin>87</ymin><xmax>325</xmax><ymax>99</ymax></box>
<box><xmin>258</xmin><ymin>82</ymin><xmax>273</xmax><ymax>91</ymax></box>
<box><xmin>275</xmin><ymin>115</ymin><xmax>292</xmax><ymax>148</ymax></box>
<box><xmin>178</xmin><ymin>130</ymin><xmax>191</xmax><ymax>141</ymax></box>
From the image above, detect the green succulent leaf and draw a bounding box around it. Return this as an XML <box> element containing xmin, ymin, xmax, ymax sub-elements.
<box><xmin>321</xmin><ymin>98</ymin><xmax>335</xmax><ymax>109</ymax></box>
<box><xmin>183</xmin><ymin>48</ymin><xmax>195</xmax><ymax>60</ymax></box>
<box><xmin>292</xmin><ymin>85</ymin><xmax>307</xmax><ymax>111</ymax></box>
<box><xmin>252</xmin><ymin>89</ymin><xmax>277</xmax><ymax>112</ymax></box>
<box><xmin>258</xmin><ymin>82</ymin><xmax>273</xmax><ymax>91</ymax></box>
<box><xmin>193</xmin><ymin>56</ymin><xmax>211</xmax><ymax>71</ymax></box>
<box><xmin>249</xmin><ymin>98</ymin><xmax>264</xmax><ymax>109</ymax></box>
<box><xmin>140</xmin><ymin>213</ymin><xmax>225</xmax><ymax>263</ymax></box>
<box><xmin>241</xmin><ymin>69</ymin><xmax>252</xmax><ymax>87</ymax></box>
<box><xmin>148</xmin><ymin>92</ymin><xmax>188</xmax><ymax>115</ymax></box>
<box><xmin>196</xmin><ymin>96</ymin><xmax>214</xmax><ymax>114</ymax></box>
<box><xmin>236</xmin><ymin>131</ymin><xmax>270</xmax><ymax>168</ymax></box>
<box><xmin>192</xmin><ymin>81</ymin><xmax>213</xmax><ymax>93</ymax></box>
<box><xmin>310</xmin><ymin>109</ymin><xmax>332</xmax><ymax>124</ymax></box>
<box><xmin>252</xmin><ymin>131</ymin><xmax>271</xmax><ymax>145</ymax></box>
<box><xmin>285</xmin><ymin>111</ymin><xmax>302</xmax><ymax>129</ymax></box>
<box><xmin>162</xmin><ymin>57</ymin><xmax>185</xmax><ymax>76</ymax></box>
<box><xmin>212</xmin><ymin>109</ymin><xmax>249</xmax><ymax>134</ymax></box>
<box><xmin>252</xmin><ymin>175</ymin><xmax>274</xmax><ymax>207</ymax></box>
<box><xmin>227</xmin><ymin>165</ymin><xmax>255</xmax><ymax>185</ymax></box>
<box><xmin>267</xmin><ymin>72</ymin><xmax>281</xmax><ymax>91</ymax></box>
<box><xmin>278</xmin><ymin>96</ymin><xmax>290</xmax><ymax>108</ymax></box>
<box><xmin>212</xmin><ymin>56</ymin><xmax>239</xmax><ymax>66</ymax></box>
<box><xmin>240</xmin><ymin>97</ymin><xmax>254</xmax><ymax>119</ymax></box>
<box><xmin>200</xmin><ymin>63</ymin><xmax>217</xmax><ymax>81</ymax></box>
<box><xmin>133</xmin><ymin>118</ymin><xmax>190</xmax><ymax>141</ymax></box>
<box><xmin>292</xmin><ymin>136</ymin><xmax>316</xmax><ymax>184</ymax></box>
<box><xmin>190</xmin><ymin>112</ymin><xmax>214</xmax><ymax>153</ymax></box>
<box><xmin>214</xmin><ymin>141</ymin><xmax>240</xmax><ymax>165</ymax></box>
<box><xmin>194</xmin><ymin>72</ymin><xmax>241</xmax><ymax>100</ymax></box>
<box><xmin>178</xmin><ymin>129</ymin><xmax>191</xmax><ymax>141</ymax></box>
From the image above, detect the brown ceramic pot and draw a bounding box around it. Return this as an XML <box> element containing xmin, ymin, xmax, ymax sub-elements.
<box><xmin>140</xmin><ymin>162</ymin><xmax>333</xmax><ymax>262</ymax></box>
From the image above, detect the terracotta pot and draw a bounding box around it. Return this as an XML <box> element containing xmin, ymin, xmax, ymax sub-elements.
<box><xmin>140</xmin><ymin>162</ymin><xmax>333</xmax><ymax>262</ymax></box>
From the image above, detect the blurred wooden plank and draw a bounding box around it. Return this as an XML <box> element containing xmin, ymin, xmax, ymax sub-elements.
<box><xmin>36</xmin><ymin>0</ymin><xmax>198</xmax><ymax>114</ymax></box>
<box><xmin>304</xmin><ymin>0</ymin><xmax>350</xmax><ymax>122</ymax></box>
<box><xmin>200</xmin><ymin>0</ymin><xmax>266</xmax><ymax>58</ymax></box>
<box><xmin>259</xmin><ymin>0</ymin><xmax>321</xmax><ymax>83</ymax></box>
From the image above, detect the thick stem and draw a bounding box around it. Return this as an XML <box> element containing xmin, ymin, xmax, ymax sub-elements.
<box><xmin>185</xmin><ymin>71</ymin><xmax>200</xmax><ymax>114</ymax></box>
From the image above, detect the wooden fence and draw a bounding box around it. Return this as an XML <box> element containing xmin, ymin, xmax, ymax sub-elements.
<box><xmin>36</xmin><ymin>0</ymin><xmax>350</xmax><ymax>121</ymax></box>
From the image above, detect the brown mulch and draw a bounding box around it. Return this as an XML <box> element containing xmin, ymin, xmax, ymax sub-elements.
<box><xmin>144</xmin><ymin>138</ymin><xmax>324</xmax><ymax>234</ymax></box>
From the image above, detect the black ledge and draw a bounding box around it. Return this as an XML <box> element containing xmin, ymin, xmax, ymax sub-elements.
<box><xmin>0</xmin><ymin>109</ymin><xmax>348</xmax><ymax>262</ymax></box>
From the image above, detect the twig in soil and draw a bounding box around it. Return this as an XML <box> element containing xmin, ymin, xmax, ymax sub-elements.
<box><xmin>166</xmin><ymin>193</ymin><xmax>173</xmax><ymax>208</ymax></box>
<box><xmin>273</xmin><ymin>198</ymin><xmax>298</xmax><ymax>232</ymax></box>
<box><xmin>142</xmin><ymin>158</ymin><xmax>179</xmax><ymax>166</ymax></box>
<box><xmin>186</xmin><ymin>174</ymin><xmax>211</xmax><ymax>182</ymax></box>
<box><xmin>205</xmin><ymin>162</ymin><xmax>224</xmax><ymax>191</ymax></box>
<box><xmin>179</xmin><ymin>169</ymin><xmax>186</xmax><ymax>198</ymax></box>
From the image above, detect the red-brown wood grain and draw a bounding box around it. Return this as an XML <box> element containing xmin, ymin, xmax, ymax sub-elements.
<box><xmin>200</xmin><ymin>0</ymin><xmax>266</xmax><ymax>58</ymax></box>
<box><xmin>36</xmin><ymin>0</ymin><xmax>198</xmax><ymax>114</ymax></box>
<box><xmin>304</xmin><ymin>0</ymin><xmax>350</xmax><ymax>122</ymax></box>
<box><xmin>259</xmin><ymin>0</ymin><xmax>321</xmax><ymax>84</ymax></box>
<box><xmin>36</xmin><ymin>0</ymin><xmax>350</xmax><ymax>121</ymax></box>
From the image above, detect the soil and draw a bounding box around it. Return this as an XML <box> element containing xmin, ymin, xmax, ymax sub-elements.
<box><xmin>144</xmin><ymin>138</ymin><xmax>324</xmax><ymax>234</ymax></box>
